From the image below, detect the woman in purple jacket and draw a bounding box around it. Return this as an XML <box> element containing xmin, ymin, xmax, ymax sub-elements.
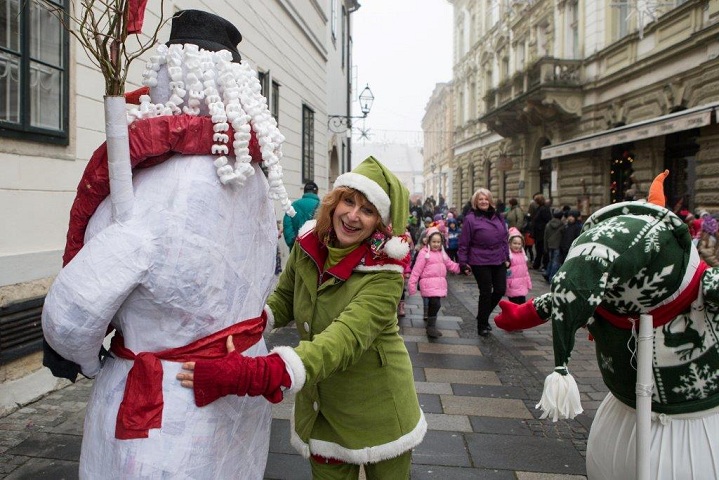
<box><xmin>458</xmin><ymin>188</ymin><xmax>510</xmax><ymax>336</ymax></box>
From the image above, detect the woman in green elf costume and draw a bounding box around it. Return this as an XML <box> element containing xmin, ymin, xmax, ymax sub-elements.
<box><xmin>178</xmin><ymin>156</ymin><xmax>426</xmax><ymax>479</ymax></box>
<box><xmin>496</xmin><ymin>171</ymin><xmax>719</xmax><ymax>479</ymax></box>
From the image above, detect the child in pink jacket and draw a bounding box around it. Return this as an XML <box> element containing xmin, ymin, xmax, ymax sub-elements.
<box><xmin>506</xmin><ymin>227</ymin><xmax>532</xmax><ymax>304</ymax></box>
<box><xmin>408</xmin><ymin>227</ymin><xmax>461</xmax><ymax>338</ymax></box>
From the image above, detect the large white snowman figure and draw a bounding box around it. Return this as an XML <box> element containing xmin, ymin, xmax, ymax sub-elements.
<box><xmin>42</xmin><ymin>10</ymin><xmax>292</xmax><ymax>479</ymax></box>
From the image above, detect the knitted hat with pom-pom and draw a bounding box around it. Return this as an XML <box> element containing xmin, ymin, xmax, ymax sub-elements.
<box><xmin>333</xmin><ymin>156</ymin><xmax>410</xmax><ymax>259</ymax></box>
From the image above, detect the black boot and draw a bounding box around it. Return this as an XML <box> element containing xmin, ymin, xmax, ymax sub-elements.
<box><xmin>477</xmin><ymin>319</ymin><xmax>490</xmax><ymax>337</ymax></box>
<box><xmin>426</xmin><ymin>316</ymin><xmax>442</xmax><ymax>338</ymax></box>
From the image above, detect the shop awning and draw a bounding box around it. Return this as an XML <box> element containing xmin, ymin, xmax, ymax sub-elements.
<box><xmin>541</xmin><ymin>102</ymin><xmax>719</xmax><ymax>160</ymax></box>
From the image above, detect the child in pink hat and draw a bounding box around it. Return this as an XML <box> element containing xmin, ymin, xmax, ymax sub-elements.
<box><xmin>506</xmin><ymin>227</ymin><xmax>532</xmax><ymax>304</ymax></box>
<box><xmin>408</xmin><ymin>227</ymin><xmax>461</xmax><ymax>338</ymax></box>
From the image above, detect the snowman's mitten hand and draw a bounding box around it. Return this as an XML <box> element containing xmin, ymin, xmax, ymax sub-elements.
<box><xmin>495</xmin><ymin>299</ymin><xmax>546</xmax><ymax>331</ymax></box>
<box><xmin>193</xmin><ymin>352</ymin><xmax>291</xmax><ymax>407</ymax></box>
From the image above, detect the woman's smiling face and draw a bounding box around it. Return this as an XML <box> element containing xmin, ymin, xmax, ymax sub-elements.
<box><xmin>332</xmin><ymin>193</ymin><xmax>380</xmax><ymax>247</ymax></box>
<box><xmin>475</xmin><ymin>193</ymin><xmax>490</xmax><ymax>210</ymax></box>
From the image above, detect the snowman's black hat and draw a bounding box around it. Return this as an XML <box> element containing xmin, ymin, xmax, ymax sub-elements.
<box><xmin>166</xmin><ymin>10</ymin><xmax>242</xmax><ymax>63</ymax></box>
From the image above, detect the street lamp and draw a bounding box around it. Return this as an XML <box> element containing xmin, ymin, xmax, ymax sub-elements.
<box><xmin>328</xmin><ymin>84</ymin><xmax>374</xmax><ymax>133</ymax></box>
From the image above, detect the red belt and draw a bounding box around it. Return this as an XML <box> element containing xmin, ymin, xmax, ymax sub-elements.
<box><xmin>110</xmin><ymin>312</ymin><xmax>266</xmax><ymax>439</ymax></box>
<box><xmin>595</xmin><ymin>261</ymin><xmax>707</xmax><ymax>329</ymax></box>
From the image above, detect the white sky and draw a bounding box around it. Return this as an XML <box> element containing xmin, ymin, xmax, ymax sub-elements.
<box><xmin>351</xmin><ymin>0</ymin><xmax>453</xmax><ymax>146</ymax></box>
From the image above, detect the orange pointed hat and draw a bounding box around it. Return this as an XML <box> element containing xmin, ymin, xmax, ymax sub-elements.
<box><xmin>647</xmin><ymin>169</ymin><xmax>669</xmax><ymax>207</ymax></box>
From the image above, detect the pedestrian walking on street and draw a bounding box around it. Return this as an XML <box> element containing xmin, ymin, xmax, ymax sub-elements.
<box><xmin>505</xmin><ymin>197</ymin><xmax>524</xmax><ymax>230</ymax></box>
<box><xmin>543</xmin><ymin>210</ymin><xmax>565</xmax><ymax>282</ymax></box>
<box><xmin>283</xmin><ymin>181</ymin><xmax>320</xmax><ymax>249</ymax></box>
<box><xmin>458</xmin><ymin>188</ymin><xmax>510</xmax><ymax>336</ymax></box>
<box><xmin>445</xmin><ymin>217</ymin><xmax>461</xmax><ymax>262</ymax></box>
<box><xmin>177</xmin><ymin>156</ymin><xmax>426</xmax><ymax>479</ymax></box>
<box><xmin>408</xmin><ymin>227</ymin><xmax>461</xmax><ymax>338</ymax></box>
<box><xmin>530</xmin><ymin>194</ymin><xmax>552</xmax><ymax>271</ymax></box>
<box><xmin>559</xmin><ymin>210</ymin><xmax>582</xmax><ymax>265</ymax></box>
<box><xmin>505</xmin><ymin>227</ymin><xmax>532</xmax><ymax>304</ymax></box>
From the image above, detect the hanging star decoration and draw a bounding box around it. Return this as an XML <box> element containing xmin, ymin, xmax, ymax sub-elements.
<box><xmin>357</xmin><ymin>126</ymin><xmax>373</xmax><ymax>141</ymax></box>
<box><xmin>611</xmin><ymin>0</ymin><xmax>674</xmax><ymax>39</ymax></box>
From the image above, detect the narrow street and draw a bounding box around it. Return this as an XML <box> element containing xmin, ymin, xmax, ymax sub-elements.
<box><xmin>1</xmin><ymin>269</ymin><xmax>603</xmax><ymax>479</ymax></box>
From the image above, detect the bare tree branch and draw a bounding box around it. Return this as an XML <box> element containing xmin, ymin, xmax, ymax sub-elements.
<box><xmin>40</xmin><ymin>0</ymin><xmax>165</xmax><ymax>96</ymax></box>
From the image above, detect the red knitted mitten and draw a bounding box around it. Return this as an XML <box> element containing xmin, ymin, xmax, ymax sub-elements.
<box><xmin>495</xmin><ymin>299</ymin><xmax>546</xmax><ymax>331</ymax></box>
<box><xmin>193</xmin><ymin>352</ymin><xmax>291</xmax><ymax>407</ymax></box>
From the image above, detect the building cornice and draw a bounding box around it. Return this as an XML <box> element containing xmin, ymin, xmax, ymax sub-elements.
<box><xmin>277</xmin><ymin>0</ymin><xmax>328</xmax><ymax>60</ymax></box>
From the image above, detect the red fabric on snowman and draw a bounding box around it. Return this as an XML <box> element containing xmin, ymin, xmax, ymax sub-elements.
<box><xmin>63</xmin><ymin>114</ymin><xmax>262</xmax><ymax>265</ymax></box>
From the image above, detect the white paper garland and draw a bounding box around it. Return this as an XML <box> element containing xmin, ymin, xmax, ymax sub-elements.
<box><xmin>134</xmin><ymin>44</ymin><xmax>294</xmax><ymax>216</ymax></box>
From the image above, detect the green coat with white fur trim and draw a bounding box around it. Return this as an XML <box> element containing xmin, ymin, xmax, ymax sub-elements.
<box><xmin>266</xmin><ymin>223</ymin><xmax>426</xmax><ymax>464</ymax></box>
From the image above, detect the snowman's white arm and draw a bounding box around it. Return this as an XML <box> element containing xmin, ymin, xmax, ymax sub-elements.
<box><xmin>42</xmin><ymin>223</ymin><xmax>151</xmax><ymax>377</ymax></box>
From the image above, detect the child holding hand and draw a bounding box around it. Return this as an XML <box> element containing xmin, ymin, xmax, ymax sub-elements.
<box><xmin>408</xmin><ymin>227</ymin><xmax>461</xmax><ymax>338</ymax></box>
<box><xmin>506</xmin><ymin>227</ymin><xmax>532</xmax><ymax>304</ymax></box>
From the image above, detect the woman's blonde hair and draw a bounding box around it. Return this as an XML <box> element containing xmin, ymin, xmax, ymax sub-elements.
<box><xmin>471</xmin><ymin>188</ymin><xmax>495</xmax><ymax>209</ymax></box>
<box><xmin>314</xmin><ymin>187</ymin><xmax>385</xmax><ymax>244</ymax></box>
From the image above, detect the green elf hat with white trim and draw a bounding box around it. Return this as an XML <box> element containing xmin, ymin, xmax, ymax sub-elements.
<box><xmin>333</xmin><ymin>156</ymin><xmax>410</xmax><ymax>259</ymax></box>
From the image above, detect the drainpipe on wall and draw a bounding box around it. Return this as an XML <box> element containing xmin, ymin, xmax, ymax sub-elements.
<box><xmin>346</xmin><ymin>1</ymin><xmax>361</xmax><ymax>171</ymax></box>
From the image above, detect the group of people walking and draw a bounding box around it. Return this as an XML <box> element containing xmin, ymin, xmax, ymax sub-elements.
<box><xmin>406</xmin><ymin>188</ymin><xmax>525</xmax><ymax>337</ymax></box>
<box><xmin>404</xmin><ymin>189</ymin><xmax>590</xmax><ymax>339</ymax></box>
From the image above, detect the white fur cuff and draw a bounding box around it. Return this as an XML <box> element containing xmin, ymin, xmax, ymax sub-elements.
<box><xmin>264</xmin><ymin>305</ymin><xmax>275</xmax><ymax>332</ymax></box>
<box><xmin>271</xmin><ymin>346</ymin><xmax>306</xmax><ymax>394</ymax></box>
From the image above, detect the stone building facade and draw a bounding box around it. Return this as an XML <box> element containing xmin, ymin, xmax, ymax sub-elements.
<box><xmin>422</xmin><ymin>82</ymin><xmax>455</xmax><ymax>204</ymax></box>
<box><xmin>448</xmin><ymin>0</ymin><xmax>719</xmax><ymax>214</ymax></box>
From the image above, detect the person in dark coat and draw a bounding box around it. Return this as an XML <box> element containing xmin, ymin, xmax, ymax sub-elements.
<box><xmin>543</xmin><ymin>210</ymin><xmax>565</xmax><ymax>282</ymax></box>
<box><xmin>530</xmin><ymin>194</ymin><xmax>552</xmax><ymax>270</ymax></box>
<box><xmin>559</xmin><ymin>210</ymin><xmax>583</xmax><ymax>263</ymax></box>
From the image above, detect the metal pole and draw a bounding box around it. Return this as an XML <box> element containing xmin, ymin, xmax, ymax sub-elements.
<box><xmin>636</xmin><ymin>313</ymin><xmax>654</xmax><ymax>480</ymax></box>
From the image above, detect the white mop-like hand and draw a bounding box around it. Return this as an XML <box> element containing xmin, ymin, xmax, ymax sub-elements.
<box><xmin>536</xmin><ymin>368</ymin><xmax>583</xmax><ymax>422</ymax></box>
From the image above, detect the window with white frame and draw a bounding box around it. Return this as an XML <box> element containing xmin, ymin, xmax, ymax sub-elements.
<box><xmin>341</xmin><ymin>5</ymin><xmax>346</xmax><ymax>68</ymax></box>
<box><xmin>331</xmin><ymin>0</ymin><xmax>338</xmax><ymax>43</ymax></box>
<box><xmin>483</xmin><ymin>0</ymin><xmax>491</xmax><ymax>32</ymax></box>
<box><xmin>500</xmin><ymin>49</ymin><xmax>509</xmax><ymax>82</ymax></box>
<box><xmin>470</xmin><ymin>13</ymin><xmax>477</xmax><ymax>46</ymax></box>
<box><xmin>457</xmin><ymin>16</ymin><xmax>465</xmax><ymax>57</ymax></box>
<box><xmin>258</xmin><ymin>71</ymin><xmax>280</xmax><ymax>124</ymax></box>
<box><xmin>302</xmin><ymin>104</ymin><xmax>314</xmax><ymax>183</ymax></box>
<box><xmin>567</xmin><ymin>0</ymin><xmax>579</xmax><ymax>59</ymax></box>
<box><xmin>485</xmin><ymin>68</ymin><xmax>493</xmax><ymax>91</ymax></box>
<box><xmin>271</xmin><ymin>81</ymin><xmax>279</xmax><ymax>123</ymax></box>
<box><xmin>468</xmin><ymin>81</ymin><xmax>475</xmax><ymax>120</ymax></box>
<box><xmin>489</xmin><ymin>0</ymin><xmax>500</xmax><ymax>27</ymax></box>
<box><xmin>1</xmin><ymin>0</ymin><xmax>68</xmax><ymax>144</ymax></box>
<box><xmin>613</xmin><ymin>0</ymin><xmax>629</xmax><ymax>40</ymax></box>
<box><xmin>515</xmin><ymin>40</ymin><xmax>525</xmax><ymax>70</ymax></box>
<box><xmin>457</xmin><ymin>88</ymin><xmax>464</xmax><ymax>125</ymax></box>
<box><xmin>536</xmin><ymin>23</ymin><xmax>548</xmax><ymax>57</ymax></box>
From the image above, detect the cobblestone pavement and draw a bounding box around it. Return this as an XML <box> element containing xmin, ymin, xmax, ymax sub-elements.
<box><xmin>1</xmin><ymin>268</ymin><xmax>605</xmax><ymax>479</ymax></box>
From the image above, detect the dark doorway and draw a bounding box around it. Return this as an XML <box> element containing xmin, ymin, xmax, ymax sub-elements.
<box><xmin>664</xmin><ymin>128</ymin><xmax>698</xmax><ymax>213</ymax></box>
<box><xmin>609</xmin><ymin>145</ymin><xmax>636</xmax><ymax>203</ymax></box>
<box><xmin>539</xmin><ymin>158</ymin><xmax>552</xmax><ymax>202</ymax></box>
